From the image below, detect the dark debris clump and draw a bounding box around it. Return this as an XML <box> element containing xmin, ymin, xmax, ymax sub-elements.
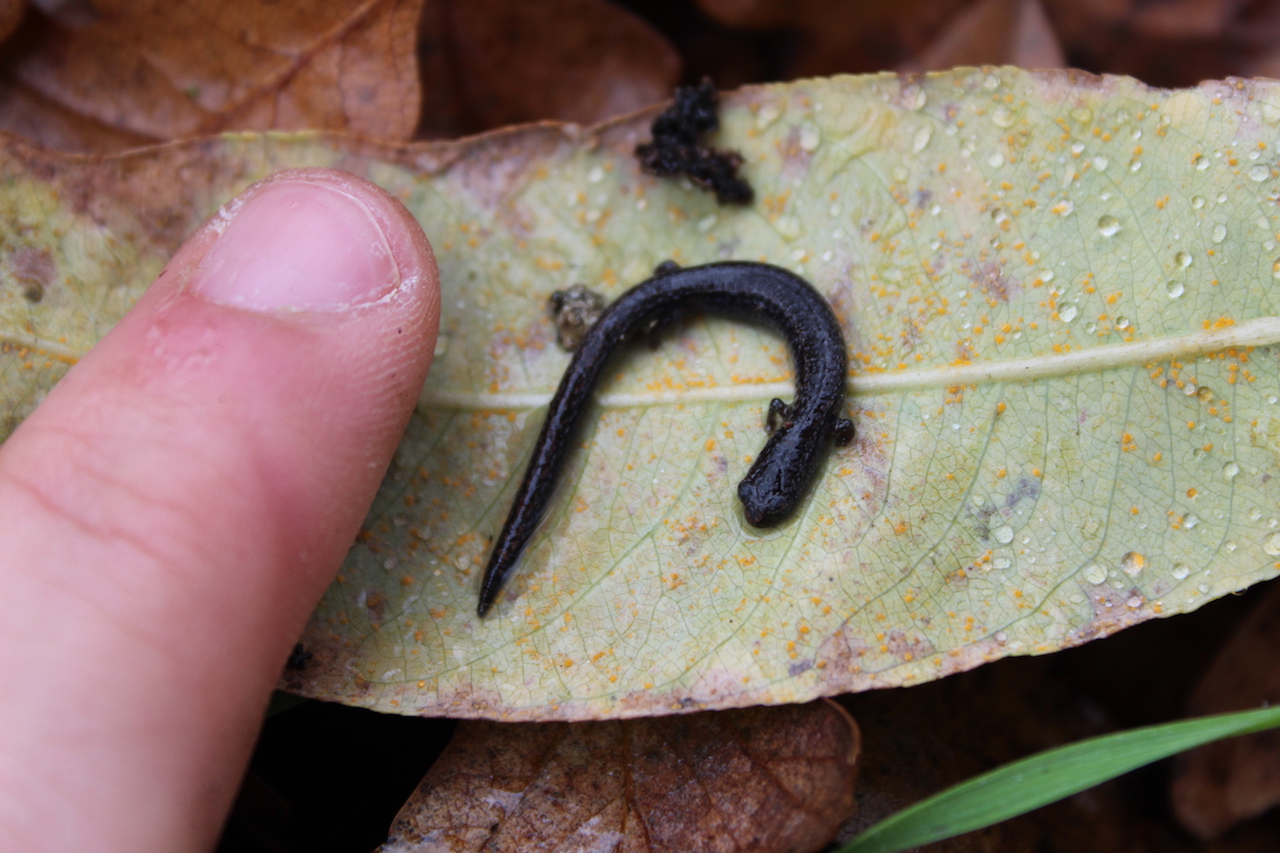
<box><xmin>634</xmin><ymin>79</ymin><xmax>753</xmax><ymax>206</ymax></box>
<box><xmin>548</xmin><ymin>284</ymin><xmax>607</xmax><ymax>351</ymax></box>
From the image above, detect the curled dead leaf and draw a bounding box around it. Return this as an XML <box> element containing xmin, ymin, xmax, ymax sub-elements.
<box><xmin>445</xmin><ymin>0</ymin><xmax>679</xmax><ymax>130</ymax></box>
<box><xmin>379</xmin><ymin>700</ymin><xmax>858</xmax><ymax>853</ymax></box>
<box><xmin>0</xmin><ymin>0</ymin><xmax>423</xmax><ymax>152</ymax></box>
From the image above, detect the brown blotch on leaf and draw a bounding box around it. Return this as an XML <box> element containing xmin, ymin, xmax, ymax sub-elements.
<box><xmin>381</xmin><ymin>700</ymin><xmax>858</xmax><ymax>852</ymax></box>
<box><xmin>635</xmin><ymin>78</ymin><xmax>754</xmax><ymax>205</ymax></box>
<box><xmin>10</xmin><ymin>245</ymin><xmax>54</xmax><ymax>303</ymax></box>
<box><xmin>971</xmin><ymin>259</ymin><xmax>1020</xmax><ymax>303</ymax></box>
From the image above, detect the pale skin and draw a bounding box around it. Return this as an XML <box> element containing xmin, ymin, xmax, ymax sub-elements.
<box><xmin>0</xmin><ymin>169</ymin><xmax>442</xmax><ymax>852</ymax></box>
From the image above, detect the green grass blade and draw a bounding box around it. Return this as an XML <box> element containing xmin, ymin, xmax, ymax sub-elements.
<box><xmin>839</xmin><ymin>705</ymin><xmax>1280</xmax><ymax>853</ymax></box>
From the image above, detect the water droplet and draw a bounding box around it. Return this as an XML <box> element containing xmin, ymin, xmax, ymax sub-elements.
<box><xmin>1194</xmin><ymin>154</ymin><xmax>1210</xmax><ymax>170</ymax></box>
<box><xmin>1085</xmin><ymin>320</ymin><xmax>1097</xmax><ymax>333</ymax></box>
<box><xmin>1167</xmin><ymin>280</ymin><xmax>1185</xmax><ymax>298</ymax></box>
<box><xmin>892</xmin><ymin>166</ymin><xmax>910</xmax><ymax>183</ymax></box>
<box><xmin>1039</xmin><ymin>268</ymin><xmax>1055</xmax><ymax>283</ymax></box>
<box><xmin>1093</xmin><ymin>155</ymin><xmax>1109</xmax><ymax>171</ymax></box>
<box><xmin>1121</xmin><ymin>551</ymin><xmax>1146</xmax><ymax>576</ymax></box>
<box><xmin>1116</xmin><ymin>316</ymin><xmax>1131</xmax><ymax>330</ymax></box>
<box><xmin>994</xmin><ymin>630</ymin><xmax>1008</xmax><ymax>643</ymax></box>
<box><xmin>1072</xmin><ymin>107</ymin><xmax>1093</xmax><ymax>124</ymax></box>
<box><xmin>988</xmin><ymin>151</ymin><xmax>1005</xmax><ymax>168</ymax></box>
<box><xmin>1097</xmin><ymin>215</ymin><xmax>1120</xmax><ymax>237</ymax></box>
<box><xmin>1071</xmin><ymin>141</ymin><xmax>1085</xmax><ymax>155</ymax></box>
<box><xmin>1226</xmin><ymin>540</ymin><xmax>1238</xmax><ymax>553</ymax></box>
<box><xmin>1056</xmin><ymin>199</ymin><xmax>1075</xmax><ymax>216</ymax></box>
<box><xmin>697</xmin><ymin>214</ymin><xmax>718</xmax><ymax>232</ymax></box>
<box><xmin>1196</xmin><ymin>385</ymin><xmax>1214</xmax><ymax>402</ymax></box>
<box><xmin>1250</xmin><ymin>507</ymin><xmax>1264</xmax><ymax>521</ymax></box>
<box><xmin>1211</xmin><ymin>223</ymin><xmax>1228</xmax><ymax>243</ymax></box>
<box><xmin>1127</xmin><ymin>595</ymin><xmax>1143</xmax><ymax>609</ymax></box>
<box><xmin>993</xmin><ymin>556</ymin><xmax>1012</xmax><ymax>569</ymax></box>
<box><xmin>992</xmin><ymin>107</ymin><xmax>1015</xmax><ymax>128</ymax></box>
<box><xmin>799</xmin><ymin>124</ymin><xmax>821</xmax><ymax>152</ymax></box>
<box><xmin>755</xmin><ymin>104</ymin><xmax>780</xmax><ymax>129</ymax></box>
<box><xmin>1083</xmin><ymin>563</ymin><xmax>1108</xmax><ymax>584</ymax></box>
<box><xmin>991</xmin><ymin>208</ymin><xmax>1009</xmax><ymax>225</ymax></box>
<box><xmin>1224</xmin><ymin>461</ymin><xmax>1240</xmax><ymax>481</ymax></box>
<box><xmin>1270</xmin><ymin>395</ymin><xmax>1279</xmax><ymax>404</ymax></box>
<box><xmin>1129</xmin><ymin>159</ymin><xmax>1143</xmax><ymax>172</ymax></box>
<box><xmin>1191</xmin><ymin>195</ymin><xmax>1205</xmax><ymax>209</ymax></box>
<box><xmin>829</xmin><ymin>203</ymin><xmax>842</xmax><ymax>217</ymax></box>
<box><xmin>1266</xmin><ymin>533</ymin><xmax>1280</xmax><ymax>556</ymax></box>
<box><xmin>587</xmin><ymin>166</ymin><xmax>604</xmax><ymax>183</ymax></box>
<box><xmin>1059</xmin><ymin>304</ymin><xmax>1078</xmax><ymax>322</ymax></box>
<box><xmin>1172</xmin><ymin>562</ymin><xmax>1191</xmax><ymax>579</ymax></box>
<box><xmin>983</xmin><ymin>73</ymin><xmax>1001</xmax><ymax>90</ymax></box>
<box><xmin>1176</xmin><ymin>251</ymin><xmax>1193</xmax><ymax>269</ymax></box>
<box><xmin>1198</xmin><ymin>582</ymin><xmax>1211</xmax><ymax>594</ymax></box>
<box><xmin>1250</xmin><ymin>164</ymin><xmax>1271</xmax><ymax>182</ymax></box>
<box><xmin>1217</xmin><ymin>191</ymin><xmax>1228</xmax><ymax>203</ymax></box>
<box><xmin>911</xmin><ymin>126</ymin><xmax>931</xmax><ymax>154</ymax></box>
<box><xmin>1132</xmin><ymin>128</ymin><xmax>1142</xmax><ymax>140</ymax></box>
<box><xmin>994</xmin><ymin>525</ymin><xmax>1014</xmax><ymax>544</ymax></box>
<box><xmin>1182</xmin><ymin>513</ymin><xmax>1199</xmax><ymax>530</ymax></box>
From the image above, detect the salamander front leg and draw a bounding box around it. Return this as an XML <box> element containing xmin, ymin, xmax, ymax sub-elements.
<box><xmin>765</xmin><ymin>398</ymin><xmax>793</xmax><ymax>434</ymax></box>
<box><xmin>834</xmin><ymin>418</ymin><xmax>855</xmax><ymax>446</ymax></box>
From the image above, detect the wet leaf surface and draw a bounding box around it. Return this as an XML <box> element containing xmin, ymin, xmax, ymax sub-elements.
<box><xmin>7</xmin><ymin>70</ymin><xmax>1280</xmax><ymax>721</ymax></box>
<box><xmin>378</xmin><ymin>700</ymin><xmax>857</xmax><ymax>853</ymax></box>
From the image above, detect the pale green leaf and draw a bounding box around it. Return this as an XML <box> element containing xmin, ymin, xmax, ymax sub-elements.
<box><xmin>839</xmin><ymin>705</ymin><xmax>1280</xmax><ymax>853</ymax></box>
<box><xmin>5</xmin><ymin>69</ymin><xmax>1280</xmax><ymax>720</ymax></box>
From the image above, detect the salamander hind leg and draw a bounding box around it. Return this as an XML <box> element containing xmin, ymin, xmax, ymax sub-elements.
<box><xmin>834</xmin><ymin>417</ymin><xmax>855</xmax><ymax>446</ymax></box>
<box><xmin>766</xmin><ymin>398</ymin><xmax>793</xmax><ymax>434</ymax></box>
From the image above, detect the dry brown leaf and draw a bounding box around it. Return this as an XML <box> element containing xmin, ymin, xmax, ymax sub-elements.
<box><xmin>695</xmin><ymin>0</ymin><xmax>972</xmax><ymax>77</ymax></box>
<box><xmin>444</xmin><ymin>0</ymin><xmax>679</xmax><ymax>131</ymax></box>
<box><xmin>1129</xmin><ymin>0</ymin><xmax>1249</xmax><ymax>39</ymax></box>
<box><xmin>1171</xmin><ymin>581</ymin><xmax>1280</xmax><ymax>840</ymax></box>
<box><xmin>379</xmin><ymin>701</ymin><xmax>858</xmax><ymax>853</ymax></box>
<box><xmin>0</xmin><ymin>0</ymin><xmax>22</xmax><ymax>44</ymax></box>
<box><xmin>907</xmin><ymin>0</ymin><xmax>1065</xmax><ymax>72</ymax></box>
<box><xmin>1039</xmin><ymin>0</ymin><xmax>1268</xmax><ymax>87</ymax></box>
<box><xmin>0</xmin><ymin>0</ymin><xmax>423</xmax><ymax>152</ymax></box>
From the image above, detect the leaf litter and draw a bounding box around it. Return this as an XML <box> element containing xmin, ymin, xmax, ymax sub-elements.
<box><xmin>378</xmin><ymin>700</ymin><xmax>858</xmax><ymax>853</ymax></box>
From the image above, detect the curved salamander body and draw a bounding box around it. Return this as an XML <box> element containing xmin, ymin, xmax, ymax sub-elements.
<box><xmin>477</xmin><ymin>261</ymin><xmax>853</xmax><ymax>616</ymax></box>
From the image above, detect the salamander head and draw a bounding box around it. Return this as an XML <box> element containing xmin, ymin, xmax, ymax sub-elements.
<box><xmin>737</xmin><ymin>460</ymin><xmax>796</xmax><ymax>527</ymax></box>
